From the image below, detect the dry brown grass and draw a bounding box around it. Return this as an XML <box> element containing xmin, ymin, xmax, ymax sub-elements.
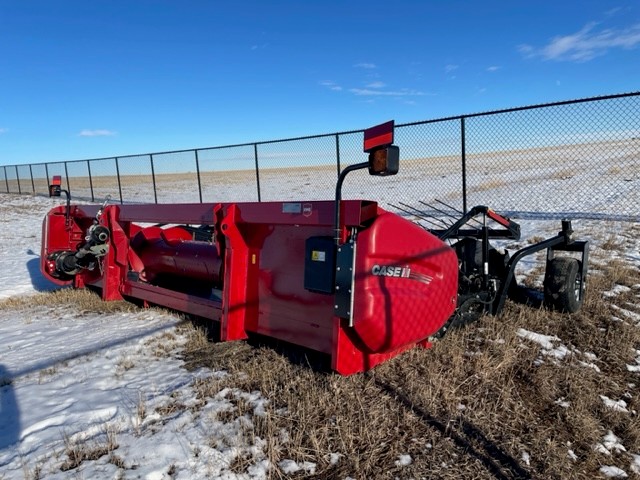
<box><xmin>0</xmin><ymin>288</ymin><xmax>141</xmax><ymax>314</ymax></box>
<box><xmin>60</xmin><ymin>423</ymin><xmax>120</xmax><ymax>472</ymax></box>
<box><xmin>6</xmin><ymin>216</ymin><xmax>638</xmax><ymax>478</ymax></box>
<box><xmin>469</xmin><ymin>179</ymin><xmax>509</xmax><ymax>193</ymax></box>
<box><xmin>179</xmin><ymin>243</ymin><xmax>640</xmax><ymax>479</ymax></box>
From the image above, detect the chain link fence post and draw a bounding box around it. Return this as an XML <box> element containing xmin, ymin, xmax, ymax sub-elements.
<box><xmin>64</xmin><ymin>162</ymin><xmax>70</xmax><ymax>195</ymax></box>
<box><xmin>195</xmin><ymin>149</ymin><xmax>203</xmax><ymax>203</ymax></box>
<box><xmin>29</xmin><ymin>164</ymin><xmax>35</xmax><ymax>194</ymax></box>
<box><xmin>461</xmin><ymin>116</ymin><xmax>467</xmax><ymax>213</ymax></box>
<box><xmin>87</xmin><ymin>160</ymin><xmax>95</xmax><ymax>202</ymax></box>
<box><xmin>115</xmin><ymin>157</ymin><xmax>123</xmax><ymax>204</ymax></box>
<box><xmin>254</xmin><ymin>143</ymin><xmax>261</xmax><ymax>202</ymax></box>
<box><xmin>150</xmin><ymin>154</ymin><xmax>157</xmax><ymax>204</ymax></box>
<box><xmin>335</xmin><ymin>134</ymin><xmax>341</xmax><ymax>177</ymax></box>
<box><xmin>15</xmin><ymin>166</ymin><xmax>21</xmax><ymax>194</ymax></box>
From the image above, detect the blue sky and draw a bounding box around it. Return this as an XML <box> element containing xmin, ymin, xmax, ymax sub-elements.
<box><xmin>1</xmin><ymin>1</ymin><xmax>639</xmax><ymax>165</ymax></box>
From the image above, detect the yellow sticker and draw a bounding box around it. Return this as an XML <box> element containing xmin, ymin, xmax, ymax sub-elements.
<box><xmin>311</xmin><ymin>250</ymin><xmax>326</xmax><ymax>262</ymax></box>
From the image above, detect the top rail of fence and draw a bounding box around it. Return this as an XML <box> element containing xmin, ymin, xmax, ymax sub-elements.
<box><xmin>2</xmin><ymin>91</ymin><xmax>637</xmax><ymax>169</ymax></box>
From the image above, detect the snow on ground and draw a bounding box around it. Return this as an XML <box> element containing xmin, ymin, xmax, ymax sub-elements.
<box><xmin>0</xmin><ymin>188</ymin><xmax>639</xmax><ymax>479</ymax></box>
<box><xmin>0</xmin><ymin>195</ymin><xmax>62</xmax><ymax>300</ymax></box>
<box><xmin>0</xmin><ymin>194</ymin><xmax>277</xmax><ymax>479</ymax></box>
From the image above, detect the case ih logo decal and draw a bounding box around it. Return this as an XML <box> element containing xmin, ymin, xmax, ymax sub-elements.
<box><xmin>372</xmin><ymin>265</ymin><xmax>410</xmax><ymax>278</ymax></box>
<box><xmin>371</xmin><ymin>265</ymin><xmax>433</xmax><ymax>285</ymax></box>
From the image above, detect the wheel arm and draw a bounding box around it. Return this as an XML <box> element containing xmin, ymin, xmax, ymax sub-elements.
<box><xmin>491</xmin><ymin>223</ymin><xmax>589</xmax><ymax>316</ymax></box>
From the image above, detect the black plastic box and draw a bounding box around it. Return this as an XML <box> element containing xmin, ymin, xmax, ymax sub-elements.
<box><xmin>304</xmin><ymin>236</ymin><xmax>336</xmax><ymax>294</ymax></box>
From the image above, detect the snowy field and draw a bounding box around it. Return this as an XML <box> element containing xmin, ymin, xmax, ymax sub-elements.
<box><xmin>0</xmin><ymin>184</ymin><xmax>639</xmax><ymax>478</ymax></box>
<box><xmin>4</xmin><ymin>138</ymin><xmax>640</xmax><ymax>221</ymax></box>
<box><xmin>0</xmin><ymin>194</ymin><xmax>274</xmax><ymax>479</ymax></box>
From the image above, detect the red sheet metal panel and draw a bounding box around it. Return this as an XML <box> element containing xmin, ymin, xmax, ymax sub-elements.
<box><xmin>41</xmin><ymin>199</ymin><xmax>459</xmax><ymax>375</ymax></box>
<box><xmin>351</xmin><ymin>209</ymin><xmax>458</xmax><ymax>353</ymax></box>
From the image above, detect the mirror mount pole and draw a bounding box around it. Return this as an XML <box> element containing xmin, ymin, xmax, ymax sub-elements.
<box><xmin>334</xmin><ymin>162</ymin><xmax>368</xmax><ymax>246</ymax></box>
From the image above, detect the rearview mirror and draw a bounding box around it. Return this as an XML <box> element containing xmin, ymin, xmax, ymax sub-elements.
<box><xmin>368</xmin><ymin>146</ymin><xmax>399</xmax><ymax>176</ymax></box>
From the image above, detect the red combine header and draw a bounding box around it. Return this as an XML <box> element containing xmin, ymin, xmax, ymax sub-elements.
<box><xmin>41</xmin><ymin>122</ymin><xmax>588</xmax><ymax>374</ymax></box>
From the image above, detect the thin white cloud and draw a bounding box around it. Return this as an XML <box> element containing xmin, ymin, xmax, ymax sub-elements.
<box><xmin>366</xmin><ymin>81</ymin><xmax>386</xmax><ymax>89</ymax></box>
<box><xmin>319</xmin><ymin>81</ymin><xmax>342</xmax><ymax>91</ymax></box>
<box><xmin>349</xmin><ymin>88</ymin><xmax>425</xmax><ymax>97</ymax></box>
<box><xmin>520</xmin><ymin>21</ymin><xmax>640</xmax><ymax>62</ymax></box>
<box><xmin>604</xmin><ymin>7</ymin><xmax>622</xmax><ymax>17</ymax></box>
<box><xmin>78</xmin><ymin>129</ymin><xmax>117</xmax><ymax>137</ymax></box>
<box><xmin>444</xmin><ymin>64</ymin><xmax>459</xmax><ymax>73</ymax></box>
<box><xmin>518</xmin><ymin>44</ymin><xmax>534</xmax><ymax>55</ymax></box>
<box><xmin>354</xmin><ymin>62</ymin><xmax>377</xmax><ymax>69</ymax></box>
<box><xmin>486</xmin><ymin>65</ymin><xmax>501</xmax><ymax>72</ymax></box>
<box><xmin>0</xmin><ymin>128</ymin><xmax>7</xmax><ymax>134</ymax></box>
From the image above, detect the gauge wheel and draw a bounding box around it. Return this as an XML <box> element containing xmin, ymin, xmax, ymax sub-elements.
<box><xmin>544</xmin><ymin>257</ymin><xmax>583</xmax><ymax>313</ymax></box>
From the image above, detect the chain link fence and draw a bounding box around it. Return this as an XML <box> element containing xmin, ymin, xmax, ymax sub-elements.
<box><xmin>1</xmin><ymin>92</ymin><xmax>638</xmax><ymax>221</ymax></box>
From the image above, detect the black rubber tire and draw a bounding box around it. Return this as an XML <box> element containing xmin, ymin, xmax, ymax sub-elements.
<box><xmin>543</xmin><ymin>257</ymin><xmax>583</xmax><ymax>313</ymax></box>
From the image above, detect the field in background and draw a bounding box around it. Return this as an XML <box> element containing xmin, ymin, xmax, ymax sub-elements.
<box><xmin>4</xmin><ymin>138</ymin><xmax>638</xmax><ymax>223</ymax></box>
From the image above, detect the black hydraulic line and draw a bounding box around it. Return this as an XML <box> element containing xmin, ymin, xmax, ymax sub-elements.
<box><xmin>54</xmin><ymin>225</ymin><xmax>110</xmax><ymax>275</ymax></box>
